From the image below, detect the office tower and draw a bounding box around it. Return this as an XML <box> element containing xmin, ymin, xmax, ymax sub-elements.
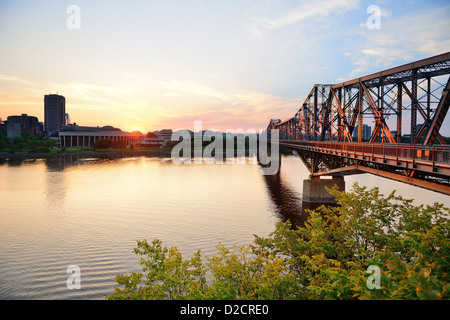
<box><xmin>353</xmin><ymin>124</ymin><xmax>372</xmax><ymax>141</ymax></box>
<box><xmin>44</xmin><ymin>94</ymin><xmax>66</xmax><ymax>133</ymax></box>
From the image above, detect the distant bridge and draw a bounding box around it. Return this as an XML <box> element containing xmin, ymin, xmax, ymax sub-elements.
<box><xmin>267</xmin><ymin>52</ymin><xmax>450</xmax><ymax>195</ymax></box>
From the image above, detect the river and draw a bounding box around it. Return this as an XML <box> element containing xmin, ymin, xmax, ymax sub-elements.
<box><xmin>0</xmin><ymin>153</ymin><xmax>448</xmax><ymax>299</ymax></box>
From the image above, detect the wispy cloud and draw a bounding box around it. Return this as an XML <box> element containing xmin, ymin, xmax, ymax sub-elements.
<box><xmin>0</xmin><ymin>70</ymin><xmax>300</xmax><ymax>131</ymax></box>
<box><xmin>0</xmin><ymin>74</ymin><xmax>44</xmax><ymax>113</ymax></box>
<box><xmin>119</xmin><ymin>74</ymin><xmax>300</xmax><ymax>130</ymax></box>
<box><xmin>66</xmin><ymin>82</ymin><xmax>140</xmax><ymax>105</ymax></box>
<box><xmin>345</xmin><ymin>5</ymin><xmax>450</xmax><ymax>79</ymax></box>
<box><xmin>0</xmin><ymin>74</ymin><xmax>36</xmax><ymax>87</ymax></box>
<box><xmin>248</xmin><ymin>0</ymin><xmax>360</xmax><ymax>37</ymax></box>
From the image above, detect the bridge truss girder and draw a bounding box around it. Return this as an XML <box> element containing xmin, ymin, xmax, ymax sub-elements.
<box><xmin>269</xmin><ymin>52</ymin><xmax>450</xmax><ymax>146</ymax></box>
<box><xmin>266</xmin><ymin>52</ymin><xmax>450</xmax><ymax>194</ymax></box>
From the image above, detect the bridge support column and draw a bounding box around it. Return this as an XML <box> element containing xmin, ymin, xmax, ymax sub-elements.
<box><xmin>302</xmin><ymin>176</ymin><xmax>345</xmax><ymax>203</ymax></box>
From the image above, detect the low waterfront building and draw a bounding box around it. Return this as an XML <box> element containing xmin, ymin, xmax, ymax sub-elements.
<box><xmin>139</xmin><ymin>129</ymin><xmax>173</xmax><ymax>147</ymax></box>
<box><xmin>139</xmin><ymin>136</ymin><xmax>167</xmax><ymax>147</ymax></box>
<box><xmin>6</xmin><ymin>114</ymin><xmax>40</xmax><ymax>138</ymax></box>
<box><xmin>7</xmin><ymin>123</ymin><xmax>22</xmax><ymax>139</ymax></box>
<box><xmin>155</xmin><ymin>129</ymin><xmax>173</xmax><ymax>140</ymax></box>
<box><xmin>58</xmin><ymin>124</ymin><xmax>141</xmax><ymax>148</ymax></box>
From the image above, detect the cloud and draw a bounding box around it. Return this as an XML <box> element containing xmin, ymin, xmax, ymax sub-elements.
<box><xmin>0</xmin><ymin>70</ymin><xmax>311</xmax><ymax>132</ymax></box>
<box><xmin>248</xmin><ymin>0</ymin><xmax>360</xmax><ymax>37</ymax></box>
<box><xmin>43</xmin><ymin>74</ymin><xmax>301</xmax><ymax>131</ymax></box>
<box><xmin>0</xmin><ymin>74</ymin><xmax>44</xmax><ymax>115</ymax></box>
<box><xmin>160</xmin><ymin>79</ymin><xmax>229</xmax><ymax>101</ymax></box>
<box><xmin>153</xmin><ymin>82</ymin><xmax>300</xmax><ymax>130</ymax></box>
<box><xmin>0</xmin><ymin>74</ymin><xmax>36</xmax><ymax>87</ymax></box>
<box><xmin>345</xmin><ymin>5</ymin><xmax>450</xmax><ymax>79</ymax></box>
<box><xmin>66</xmin><ymin>83</ymin><xmax>139</xmax><ymax>104</ymax></box>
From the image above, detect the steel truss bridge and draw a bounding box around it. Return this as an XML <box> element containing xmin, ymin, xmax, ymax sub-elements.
<box><xmin>267</xmin><ymin>52</ymin><xmax>450</xmax><ymax>195</ymax></box>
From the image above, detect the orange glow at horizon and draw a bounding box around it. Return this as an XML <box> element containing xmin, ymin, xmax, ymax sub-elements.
<box><xmin>0</xmin><ymin>85</ymin><xmax>299</xmax><ymax>134</ymax></box>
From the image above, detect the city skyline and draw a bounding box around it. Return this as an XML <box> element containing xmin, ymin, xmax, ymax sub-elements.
<box><xmin>1</xmin><ymin>0</ymin><xmax>450</xmax><ymax>133</ymax></box>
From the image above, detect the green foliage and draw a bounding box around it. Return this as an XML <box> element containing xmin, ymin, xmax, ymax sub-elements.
<box><xmin>0</xmin><ymin>132</ymin><xmax>9</xmax><ymax>150</ymax></box>
<box><xmin>110</xmin><ymin>239</ymin><xmax>207</xmax><ymax>300</ymax></box>
<box><xmin>108</xmin><ymin>239</ymin><xmax>302</xmax><ymax>300</ymax></box>
<box><xmin>92</xmin><ymin>138</ymin><xmax>114</xmax><ymax>150</ymax></box>
<box><xmin>0</xmin><ymin>132</ymin><xmax>56</xmax><ymax>153</ymax></box>
<box><xmin>107</xmin><ymin>183</ymin><xmax>450</xmax><ymax>300</ymax></box>
<box><xmin>31</xmin><ymin>145</ymin><xmax>50</xmax><ymax>153</ymax></box>
<box><xmin>92</xmin><ymin>138</ymin><xmax>129</xmax><ymax>150</ymax></box>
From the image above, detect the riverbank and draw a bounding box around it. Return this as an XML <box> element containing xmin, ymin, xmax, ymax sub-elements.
<box><xmin>0</xmin><ymin>140</ymin><xmax>292</xmax><ymax>162</ymax></box>
<box><xmin>0</xmin><ymin>148</ymin><xmax>173</xmax><ymax>160</ymax></box>
<box><xmin>1</xmin><ymin>141</ymin><xmax>286</xmax><ymax>159</ymax></box>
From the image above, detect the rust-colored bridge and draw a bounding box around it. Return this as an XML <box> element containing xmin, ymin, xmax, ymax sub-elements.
<box><xmin>267</xmin><ymin>52</ymin><xmax>450</xmax><ymax>195</ymax></box>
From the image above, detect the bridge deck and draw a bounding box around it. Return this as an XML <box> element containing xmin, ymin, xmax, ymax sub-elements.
<box><xmin>280</xmin><ymin>140</ymin><xmax>450</xmax><ymax>195</ymax></box>
<box><xmin>281</xmin><ymin>140</ymin><xmax>450</xmax><ymax>177</ymax></box>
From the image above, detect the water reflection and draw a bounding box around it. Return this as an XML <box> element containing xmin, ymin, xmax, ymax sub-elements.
<box><xmin>45</xmin><ymin>163</ymin><xmax>66</xmax><ymax>210</ymax></box>
<box><xmin>1</xmin><ymin>157</ymin><xmax>27</xmax><ymax>167</ymax></box>
<box><xmin>45</xmin><ymin>156</ymin><xmax>73</xmax><ymax>171</ymax></box>
<box><xmin>0</xmin><ymin>151</ymin><xmax>172</xmax><ymax>171</ymax></box>
<box><xmin>262</xmin><ymin>170</ymin><xmax>330</xmax><ymax>229</ymax></box>
<box><xmin>0</xmin><ymin>155</ymin><xmax>78</xmax><ymax>170</ymax></box>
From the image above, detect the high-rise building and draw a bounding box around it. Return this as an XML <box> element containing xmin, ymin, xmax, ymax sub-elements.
<box><xmin>353</xmin><ymin>124</ymin><xmax>372</xmax><ymax>141</ymax></box>
<box><xmin>44</xmin><ymin>94</ymin><xmax>66</xmax><ymax>133</ymax></box>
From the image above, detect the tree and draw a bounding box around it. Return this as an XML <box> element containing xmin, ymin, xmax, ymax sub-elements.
<box><xmin>92</xmin><ymin>138</ymin><xmax>113</xmax><ymax>150</ymax></box>
<box><xmin>0</xmin><ymin>131</ymin><xmax>9</xmax><ymax>150</ymax></box>
<box><xmin>107</xmin><ymin>239</ymin><xmax>302</xmax><ymax>300</ymax></box>
<box><xmin>107</xmin><ymin>183</ymin><xmax>450</xmax><ymax>300</ymax></box>
<box><xmin>252</xmin><ymin>183</ymin><xmax>449</xmax><ymax>300</ymax></box>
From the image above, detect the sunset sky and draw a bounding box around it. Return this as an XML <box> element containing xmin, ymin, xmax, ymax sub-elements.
<box><xmin>1</xmin><ymin>0</ymin><xmax>449</xmax><ymax>133</ymax></box>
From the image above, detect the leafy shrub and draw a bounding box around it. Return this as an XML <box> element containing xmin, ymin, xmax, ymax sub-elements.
<box><xmin>92</xmin><ymin>138</ymin><xmax>113</xmax><ymax>150</ymax></box>
<box><xmin>32</xmin><ymin>145</ymin><xmax>50</xmax><ymax>153</ymax></box>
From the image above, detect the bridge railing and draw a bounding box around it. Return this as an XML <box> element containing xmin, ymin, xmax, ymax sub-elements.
<box><xmin>280</xmin><ymin>140</ymin><xmax>450</xmax><ymax>165</ymax></box>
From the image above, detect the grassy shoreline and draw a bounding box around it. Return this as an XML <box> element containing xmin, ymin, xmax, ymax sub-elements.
<box><xmin>0</xmin><ymin>146</ymin><xmax>269</xmax><ymax>160</ymax></box>
<box><xmin>0</xmin><ymin>147</ymin><xmax>173</xmax><ymax>160</ymax></box>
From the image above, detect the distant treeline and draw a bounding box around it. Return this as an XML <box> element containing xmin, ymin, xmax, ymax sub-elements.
<box><xmin>0</xmin><ymin>131</ymin><xmax>56</xmax><ymax>153</ymax></box>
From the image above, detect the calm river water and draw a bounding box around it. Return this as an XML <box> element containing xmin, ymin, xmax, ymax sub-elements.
<box><xmin>1</xmin><ymin>153</ymin><xmax>449</xmax><ymax>299</ymax></box>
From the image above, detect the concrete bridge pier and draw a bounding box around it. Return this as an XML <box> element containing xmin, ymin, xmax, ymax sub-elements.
<box><xmin>302</xmin><ymin>176</ymin><xmax>345</xmax><ymax>203</ymax></box>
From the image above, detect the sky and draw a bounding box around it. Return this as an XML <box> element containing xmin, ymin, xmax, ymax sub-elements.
<box><xmin>0</xmin><ymin>0</ymin><xmax>449</xmax><ymax>133</ymax></box>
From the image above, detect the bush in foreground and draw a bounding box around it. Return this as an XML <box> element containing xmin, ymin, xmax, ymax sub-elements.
<box><xmin>107</xmin><ymin>183</ymin><xmax>449</xmax><ymax>300</ymax></box>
